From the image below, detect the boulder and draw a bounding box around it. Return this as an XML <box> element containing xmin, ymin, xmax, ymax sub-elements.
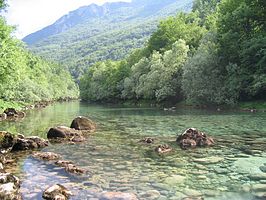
<box><xmin>70</xmin><ymin>116</ymin><xmax>96</xmax><ymax>132</ymax></box>
<box><xmin>12</xmin><ymin>135</ymin><xmax>48</xmax><ymax>151</ymax></box>
<box><xmin>0</xmin><ymin>132</ymin><xmax>16</xmax><ymax>150</ymax></box>
<box><xmin>42</xmin><ymin>184</ymin><xmax>72</xmax><ymax>200</ymax></box>
<box><xmin>99</xmin><ymin>191</ymin><xmax>138</xmax><ymax>200</ymax></box>
<box><xmin>155</xmin><ymin>144</ymin><xmax>172</xmax><ymax>154</ymax></box>
<box><xmin>0</xmin><ymin>173</ymin><xmax>21</xmax><ymax>200</ymax></box>
<box><xmin>47</xmin><ymin>126</ymin><xmax>83</xmax><ymax>140</ymax></box>
<box><xmin>177</xmin><ymin>128</ymin><xmax>214</xmax><ymax>149</ymax></box>
<box><xmin>32</xmin><ymin>152</ymin><xmax>61</xmax><ymax>161</ymax></box>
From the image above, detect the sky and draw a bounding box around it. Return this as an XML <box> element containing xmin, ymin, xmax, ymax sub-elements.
<box><xmin>3</xmin><ymin>0</ymin><xmax>130</xmax><ymax>39</ymax></box>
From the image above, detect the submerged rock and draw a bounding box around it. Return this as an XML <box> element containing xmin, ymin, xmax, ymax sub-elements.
<box><xmin>55</xmin><ymin>160</ymin><xmax>86</xmax><ymax>174</ymax></box>
<box><xmin>32</xmin><ymin>152</ymin><xmax>61</xmax><ymax>161</ymax></box>
<box><xmin>139</xmin><ymin>137</ymin><xmax>154</xmax><ymax>144</ymax></box>
<box><xmin>70</xmin><ymin>116</ymin><xmax>96</xmax><ymax>132</ymax></box>
<box><xmin>99</xmin><ymin>191</ymin><xmax>138</xmax><ymax>200</ymax></box>
<box><xmin>193</xmin><ymin>157</ymin><xmax>224</xmax><ymax>164</ymax></box>
<box><xmin>182</xmin><ymin>196</ymin><xmax>204</xmax><ymax>200</ymax></box>
<box><xmin>0</xmin><ymin>173</ymin><xmax>21</xmax><ymax>200</ymax></box>
<box><xmin>155</xmin><ymin>144</ymin><xmax>172</xmax><ymax>154</ymax></box>
<box><xmin>177</xmin><ymin>128</ymin><xmax>214</xmax><ymax>149</ymax></box>
<box><xmin>47</xmin><ymin>126</ymin><xmax>85</xmax><ymax>142</ymax></box>
<box><xmin>42</xmin><ymin>184</ymin><xmax>72</xmax><ymax>200</ymax></box>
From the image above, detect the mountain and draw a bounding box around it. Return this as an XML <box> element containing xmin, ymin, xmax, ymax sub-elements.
<box><xmin>23</xmin><ymin>0</ymin><xmax>193</xmax><ymax>79</ymax></box>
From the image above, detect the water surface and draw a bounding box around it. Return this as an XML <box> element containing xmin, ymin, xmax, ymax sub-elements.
<box><xmin>1</xmin><ymin>101</ymin><xmax>266</xmax><ymax>200</ymax></box>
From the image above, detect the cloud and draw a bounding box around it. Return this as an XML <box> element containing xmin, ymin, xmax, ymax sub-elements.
<box><xmin>4</xmin><ymin>0</ymin><xmax>130</xmax><ymax>38</ymax></box>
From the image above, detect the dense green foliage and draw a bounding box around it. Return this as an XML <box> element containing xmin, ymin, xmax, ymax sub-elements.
<box><xmin>0</xmin><ymin>13</ymin><xmax>79</xmax><ymax>110</ymax></box>
<box><xmin>25</xmin><ymin>0</ymin><xmax>193</xmax><ymax>80</ymax></box>
<box><xmin>80</xmin><ymin>0</ymin><xmax>265</xmax><ymax>106</ymax></box>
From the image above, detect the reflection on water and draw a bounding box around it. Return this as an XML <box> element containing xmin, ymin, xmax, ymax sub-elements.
<box><xmin>1</xmin><ymin>101</ymin><xmax>266</xmax><ymax>200</ymax></box>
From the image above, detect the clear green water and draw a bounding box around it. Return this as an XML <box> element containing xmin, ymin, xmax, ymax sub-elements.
<box><xmin>1</xmin><ymin>101</ymin><xmax>266</xmax><ymax>200</ymax></box>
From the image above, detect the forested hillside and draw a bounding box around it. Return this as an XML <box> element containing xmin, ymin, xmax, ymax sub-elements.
<box><xmin>24</xmin><ymin>0</ymin><xmax>193</xmax><ymax>80</ymax></box>
<box><xmin>0</xmin><ymin>2</ymin><xmax>79</xmax><ymax>111</ymax></box>
<box><xmin>80</xmin><ymin>0</ymin><xmax>266</xmax><ymax>106</ymax></box>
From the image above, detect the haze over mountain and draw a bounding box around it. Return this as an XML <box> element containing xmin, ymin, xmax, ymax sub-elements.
<box><xmin>24</xmin><ymin>0</ymin><xmax>193</xmax><ymax>79</ymax></box>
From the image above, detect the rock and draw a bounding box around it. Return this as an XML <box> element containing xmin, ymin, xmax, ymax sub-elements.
<box><xmin>177</xmin><ymin>128</ymin><xmax>214</xmax><ymax>149</ymax></box>
<box><xmin>249</xmin><ymin>173</ymin><xmax>266</xmax><ymax>181</ymax></box>
<box><xmin>164</xmin><ymin>175</ymin><xmax>186</xmax><ymax>186</ymax></box>
<box><xmin>3</xmin><ymin>108</ymin><xmax>25</xmax><ymax>119</ymax></box>
<box><xmin>42</xmin><ymin>184</ymin><xmax>72</xmax><ymax>200</ymax></box>
<box><xmin>193</xmin><ymin>157</ymin><xmax>224</xmax><ymax>164</ymax></box>
<box><xmin>99</xmin><ymin>191</ymin><xmax>138</xmax><ymax>200</ymax></box>
<box><xmin>32</xmin><ymin>152</ymin><xmax>61</xmax><ymax>161</ymax></box>
<box><xmin>140</xmin><ymin>190</ymin><xmax>160</xmax><ymax>199</ymax></box>
<box><xmin>3</xmin><ymin>108</ymin><xmax>17</xmax><ymax>117</ymax></box>
<box><xmin>47</xmin><ymin>126</ymin><xmax>85</xmax><ymax>142</ymax></box>
<box><xmin>0</xmin><ymin>163</ymin><xmax>4</xmax><ymax>172</ymax></box>
<box><xmin>260</xmin><ymin>166</ymin><xmax>266</xmax><ymax>173</ymax></box>
<box><xmin>155</xmin><ymin>144</ymin><xmax>172</xmax><ymax>154</ymax></box>
<box><xmin>12</xmin><ymin>135</ymin><xmax>48</xmax><ymax>151</ymax></box>
<box><xmin>139</xmin><ymin>137</ymin><xmax>154</xmax><ymax>144</ymax></box>
<box><xmin>252</xmin><ymin>184</ymin><xmax>266</xmax><ymax>192</ymax></box>
<box><xmin>0</xmin><ymin>173</ymin><xmax>21</xmax><ymax>200</ymax></box>
<box><xmin>182</xmin><ymin>196</ymin><xmax>204</xmax><ymax>200</ymax></box>
<box><xmin>70</xmin><ymin>116</ymin><xmax>96</xmax><ymax>132</ymax></box>
<box><xmin>55</xmin><ymin>160</ymin><xmax>86</xmax><ymax>174</ymax></box>
<box><xmin>0</xmin><ymin>132</ymin><xmax>16</xmax><ymax>150</ymax></box>
<box><xmin>179</xmin><ymin>139</ymin><xmax>197</xmax><ymax>149</ymax></box>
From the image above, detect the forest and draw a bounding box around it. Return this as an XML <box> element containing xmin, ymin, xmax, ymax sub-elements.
<box><xmin>0</xmin><ymin>1</ymin><xmax>79</xmax><ymax>111</ymax></box>
<box><xmin>25</xmin><ymin>0</ymin><xmax>193</xmax><ymax>81</ymax></box>
<box><xmin>80</xmin><ymin>0</ymin><xmax>266</xmax><ymax>106</ymax></box>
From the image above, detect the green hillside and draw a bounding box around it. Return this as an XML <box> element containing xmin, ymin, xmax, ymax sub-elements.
<box><xmin>80</xmin><ymin>0</ymin><xmax>266</xmax><ymax>106</ymax></box>
<box><xmin>24</xmin><ymin>0</ymin><xmax>193</xmax><ymax>80</ymax></box>
<box><xmin>0</xmin><ymin>2</ymin><xmax>79</xmax><ymax>111</ymax></box>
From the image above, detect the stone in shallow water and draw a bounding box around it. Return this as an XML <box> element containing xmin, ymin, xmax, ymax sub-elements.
<box><xmin>42</xmin><ymin>184</ymin><xmax>72</xmax><ymax>200</ymax></box>
<box><xmin>0</xmin><ymin>173</ymin><xmax>21</xmax><ymax>200</ymax></box>
<box><xmin>176</xmin><ymin>128</ymin><xmax>214</xmax><ymax>149</ymax></box>
<box><xmin>249</xmin><ymin>173</ymin><xmax>266</xmax><ymax>181</ymax></box>
<box><xmin>164</xmin><ymin>175</ymin><xmax>186</xmax><ymax>186</ymax></box>
<box><xmin>99</xmin><ymin>191</ymin><xmax>138</xmax><ymax>200</ymax></box>
<box><xmin>155</xmin><ymin>144</ymin><xmax>172</xmax><ymax>154</ymax></box>
<box><xmin>259</xmin><ymin>166</ymin><xmax>266</xmax><ymax>173</ymax></box>
<box><xmin>32</xmin><ymin>152</ymin><xmax>61</xmax><ymax>161</ymax></box>
<box><xmin>139</xmin><ymin>189</ymin><xmax>160</xmax><ymax>199</ymax></box>
<box><xmin>183</xmin><ymin>188</ymin><xmax>202</xmax><ymax>197</ymax></box>
<box><xmin>252</xmin><ymin>184</ymin><xmax>266</xmax><ymax>192</ymax></box>
<box><xmin>193</xmin><ymin>157</ymin><xmax>224</xmax><ymax>164</ymax></box>
<box><xmin>70</xmin><ymin>116</ymin><xmax>96</xmax><ymax>132</ymax></box>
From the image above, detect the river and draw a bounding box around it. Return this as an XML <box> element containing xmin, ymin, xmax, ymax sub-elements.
<box><xmin>1</xmin><ymin>101</ymin><xmax>266</xmax><ymax>200</ymax></box>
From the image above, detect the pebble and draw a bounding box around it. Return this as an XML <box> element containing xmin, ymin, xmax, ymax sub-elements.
<box><xmin>249</xmin><ymin>173</ymin><xmax>266</xmax><ymax>181</ymax></box>
<box><xmin>193</xmin><ymin>157</ymin><xmax>224</xmax><ymax>164</ymax></box>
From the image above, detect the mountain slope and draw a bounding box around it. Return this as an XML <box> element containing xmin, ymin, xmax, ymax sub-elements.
<box><xmin>24</xmin><ymin>0</ymin><xmax>193</xmax><ymax>79</ymax></box>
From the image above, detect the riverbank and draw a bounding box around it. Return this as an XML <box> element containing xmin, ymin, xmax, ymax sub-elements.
<box><xmin>84</xmin><ymin>99</ymin><xmax>266</xmax><ymax>112</ymax></box>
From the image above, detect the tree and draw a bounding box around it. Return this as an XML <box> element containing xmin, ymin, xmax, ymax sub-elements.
<box><xmin>182</xmin><ymin>33</ymin><xmax>239</xmax><ymax>105</ymax></box>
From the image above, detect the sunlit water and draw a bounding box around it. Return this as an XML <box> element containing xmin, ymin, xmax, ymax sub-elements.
<box><xmin>1</xmin><ymin>101</ymin><xmax>266</xmax><ymax>200</ymax></box>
